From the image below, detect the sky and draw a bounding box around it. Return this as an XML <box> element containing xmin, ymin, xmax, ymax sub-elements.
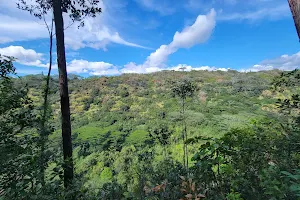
<box><xmin>0</xmin><ymin>0</ymin><xmax>299</xmax><ymax>76</ymax></box>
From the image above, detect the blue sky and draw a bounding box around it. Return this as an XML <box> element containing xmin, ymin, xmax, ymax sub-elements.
<box><xmin>0</xmin><ymin>0</ymin><xmax>299</xmax><ymax>76</ymax></box>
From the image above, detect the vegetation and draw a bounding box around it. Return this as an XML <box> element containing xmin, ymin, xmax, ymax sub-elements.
<box><xmin>17</xmin><ymin>0</ymin><xmax>102</xmax><ymax>187</ymax></box>
<box><xmin>1</xmin><ymin>48</ymin><xmax>300</xmax><ymax>199</ymax></box>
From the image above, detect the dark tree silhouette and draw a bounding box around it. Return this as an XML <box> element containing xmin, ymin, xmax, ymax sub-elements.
<box><xmin>288</xmin><ymin>0</ymin><xmax>300</xmax><ymax>40</ymax></box>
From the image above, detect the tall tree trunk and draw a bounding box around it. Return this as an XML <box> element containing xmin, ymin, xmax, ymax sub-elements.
<box><xmin>288</xmin><ymin>0</ymin><xmax>300</xmax><ymax>40</ymax></box>
<box><xmin>53</xmin><ymin>0</ymin><xmax>74</xmax><ymax>188</ymax></box>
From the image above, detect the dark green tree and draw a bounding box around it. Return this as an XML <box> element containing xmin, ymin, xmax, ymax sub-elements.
<box><xmin>0</xmin><ymin>55</ymin><xmax>39</xmax><ymax>198</ymax></box>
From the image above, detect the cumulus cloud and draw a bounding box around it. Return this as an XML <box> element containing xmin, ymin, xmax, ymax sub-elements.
<box><xmin>170</xmin><ymin>64</ymin><xmax>229</xmax><ymax>72</ymax></box>
<box><xmin>67</xmin><ymin>59</ymin><xmax>120</xmax><ymax>75</ymax></box>
<box><xmin>122</xmin><ymin>9</ymin><xmax>216</xmax><ymax>74</ymax></box>
<box><xmin>0</xmin><ymin>14</ymin><xmax>49</xmax><ymax>43</ymax></box>
<box><xmin>145</xmin><ymin>9</ymin><xmax>216</xmax><ymax>67</ymax></box>
<box><xmin>0</xmin><ymin>45</ymin><xmax>119</xmax><ymax>75</ymax></box>
<box><xmin>63</xmin><ymin>0</ymin><xmax>151</xmax><ymax>50</ymax></box>
<box><xmin>244</xmin><ymin>52</ymin><xmax>300</xmax><ymax>72</ymax></box>
<box><xmin>64</xmin><ymin>24</ymin><xmax>150</xmax><ymax>50</ymax></box>
<box><xmin>0</xmin><ymin>0</ymin><xmax>147</xmax><ymax>50</ymax></box>
<box><xmin>0</xmin><ymin>46</ymin><xmax>48</xmax><ymax>67</ymax></box>
<box><xmin>121</xmin><ymin>62</ymin><xmax>161</xmax><ymax>74</ymax></box>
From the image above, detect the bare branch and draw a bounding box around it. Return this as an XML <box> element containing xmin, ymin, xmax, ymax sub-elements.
<box><xmin>43</xmin><ymin>13</ymin><xmax>51</xmax><ymax>35</ymax></box>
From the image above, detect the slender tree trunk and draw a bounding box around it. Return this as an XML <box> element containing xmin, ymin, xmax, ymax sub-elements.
<box><xmin>183</xmin><ymin>98</ymin><xmax>188</xmax><ymax>171</ymax></box>
<box><xmin>182</xmin><ymin>98</ymin><xmax>186</xmax><ymax>169</ymax></box>
<box><xmin>42</xmin><ymin>19</ymin><xmax>53</xmax><ymax>124</ymax></box>
<box><xmin>185</xmin><ymin>122</ymin><xmax>188</xmax><ymax>171</ymax></box>
<box><xmin>53</xmin><ymin>0</ymin><xmax>74</xmax><ymax>188</ymax></box>
<box><xmin>40</xmin><ymin>17</ymin><xmax>54</xmax><ymax>187</ymax></box>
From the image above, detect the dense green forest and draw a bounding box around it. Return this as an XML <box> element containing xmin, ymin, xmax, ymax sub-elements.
<box><xmin>1</xmin><ymin>52</ymin><xmax>300</xmax><ymax>199</ymax></box>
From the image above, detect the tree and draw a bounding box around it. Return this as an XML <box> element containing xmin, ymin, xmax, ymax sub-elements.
<box><xmin>288</xmin><ymin>0</ymin><xmax>300</xmax><ymax>40</ymax></box>
<box><xmin>0</xmin><ymin>55</ymin><xmax>39</xmax><ymax>198</ymax></box>
<box><xmin>52</xmin><ymin>0</ymin><xmax>75</xmax><ymax>188</ymax></box>
<box><xmin>273</xmin><ymin>69</ymin><xmax>300</xmax><ymax>128</ymax></box>
<box><xmin>17</xmin><ymin>3</ymin><xmax>55</xmax><ymax>187</ymax></box>
<box><xmin>17</xmin><ymin>0</ymin><xmax>101</xmax><ymax>187</ymax></box>
<box><xmin>172</xmin><ymin>79</ymin><xmax>197</xmax><ymax>170</ymax></box>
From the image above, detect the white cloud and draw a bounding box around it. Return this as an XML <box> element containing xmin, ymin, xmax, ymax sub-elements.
<box><xmin>170</xmin><ymin>64</ymin><xmax>229</xmax><ymax>72</ymax></box>
<box><xmin>140</xmin><ymin>9</ymin><xmax>216</xmax><ymax>71</ymax></box>
<box><xmin>0</xmin><ymin>0</ymin><xmax>147</xmax><ymax>50</ymax></box>
<box><xmin>0</xmin><ymin>14</ymin><xmax>49</xmax><ymax>43</ymax></box>
<box><xmin>0</xmin><ymin>46</ymin><xmax>48</xmax><ymax>67</ymax></box>
<box><xmin>63</xmin><ymin>0</ymin><xmax>150</xmax><ymax>51</ymax></box>
<box><xmin>121</xmin><ymin>62</ymin><xmax>144</xmax><ymax>74</ymax></box>
<box><xmin>121</xmin><ymin>8</ymin><xmax>216</xmax><ymax>74</ymax></box>
<box><xmin>218</xmin><ymin>3</ymin><xmax>289</xmax><ymax>21</ymax></box>
<box><xmin>64</xmin><ymin>24</ymin><xmax>150</xmax><ymax>50</ymax></box>
<box><xmin>121</xmin><ymin>9</ymin><xmax>216</xmax><ymax>74</ymax></box>
<box><xmin>121</xmin><ymin>62</ymin><xmax>161</xmax><ymax>74</ymax></box>
<box><xmin>0</xmin><ymin>46</ymin><xmax>120</xmax><ymax>75</ymax></box>
<box><xmin>67</xmin><ymin>59</ymin><xmax>120</xmax><ymax>75</ymax></box>
<box><xmin>244</xmin><ymin>52</ymin><xmax>300</xmax><ymax>72</ymax></box>
<box><xmin>64</xmin><ymin>0</ymin><xmax>150</xmax><ymax>50</ymax></box>
<box><xmin>171</xmin><ymin>10</ymin><xmax>216</xmax><ymax>48</ymax></box>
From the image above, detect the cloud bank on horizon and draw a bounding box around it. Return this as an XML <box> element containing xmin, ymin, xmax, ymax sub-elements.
<box><xmin>0</xmin><ymin>0</ymin><xmax>298</xmax><ymax>76</ymax></box>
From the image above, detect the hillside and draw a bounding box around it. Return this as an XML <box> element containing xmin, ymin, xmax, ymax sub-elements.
<box><xmin>5</xmin><ymin>69</ymin><xmax>300</xmax><ymax>199</ymax></box>
<box><xmin>22</xmin><ymin>70</ymin><xmax>281</xmax><ymax>145</ymax></box>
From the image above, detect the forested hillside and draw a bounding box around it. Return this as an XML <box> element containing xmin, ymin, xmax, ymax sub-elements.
<box><xmin>24</xmin><ymin>70</ymin><xmax>280</xmax><ymax>148</ymax></box>
<box><xmin>2</xmin><ymin>62</ymin><xmax>300</xmax><ymax>199</ymax></box>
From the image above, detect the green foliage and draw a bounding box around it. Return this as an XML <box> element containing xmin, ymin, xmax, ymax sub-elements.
<box><xmin>148</xmin><ymin>123</ymin><xmax>173</xmax><ymax>146</ymax></box>
<box><xmin>126</xmin><ymin>130</ymin><xmax>149</xmax><ymax>145</ymax></box>
<box><xmin>226</xmin><ymin>191</ymin><xmax>244</xmax><ymax>200</ymax></box>
<box><xmin>0</xmin><ymin>55</ymin><xmax>40</xmax><ymax>198</ymax></box>
<box><xmin>172</xmin><ymin>78</ymin><xmax>198</xmax><ymax>100</ymax></box>
<box><xmin>281</xmin><ymin>170</ymin><xmax>300</xmax><ymax>197</ymax></box>
<box><xmin>192</xmin><ymin>117</ymin><xmax>300</xmax><ymax>199</ymax></box>
<box><xmin>3</xmin><ymin>67</ymin><xmax>300</xmax><ymax>199</ymax></box>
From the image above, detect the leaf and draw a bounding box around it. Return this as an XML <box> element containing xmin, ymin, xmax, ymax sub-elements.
<box><xmin>290</xmin><ymin>184</ymin><xmax>300</xmax><ymax>192</ymax></box>
<box><xmin>180</xmin><ymin>175</ymin><xmax>186</xmax><ymax>181</ymax></box>
<box><xmin>282</xmin><ymin>171</ymin><xmax>300</xmax><ymax>180</ymax></box>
